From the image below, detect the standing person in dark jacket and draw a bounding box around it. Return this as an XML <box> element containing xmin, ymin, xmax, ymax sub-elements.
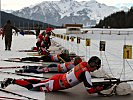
<box><xmin>2</xmin><ymin>20</ymin><xmax>19</xmax><ymax>50</ymax></box>
<box><xmin>35</xmin><ymin>24</ymin><xmax>40</xmax><ymax>39</ymax></box>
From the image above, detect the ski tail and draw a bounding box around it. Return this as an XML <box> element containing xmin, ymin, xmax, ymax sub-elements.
<box><xmin>0</xmin><ymin>71</ymin><xmax>48</xmax><ymax>79</ymax></box>
<box><xmin>0</xmin><ymin>88</ymin><xmax>38</xmax><ymax>100</ymax></box>
<box><xmin>18</xmin><ymin>50</ymin><xmax>37</xmax><ymax>52</ymax></box>
<box><xmin>0</xmin><ymin>96</ymin><xmax>23</xmax><ymax>100</ymax></box>
<box><xmin>0</xmin><ymin>66</ymin><xmax>22</xmax><ymax>69</ymax></box>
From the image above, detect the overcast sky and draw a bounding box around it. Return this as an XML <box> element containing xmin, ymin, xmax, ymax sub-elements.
<box><xmin>1</xmin><ymin>0</ymin><xmax>133</xmax><ymax>10</ymax></box>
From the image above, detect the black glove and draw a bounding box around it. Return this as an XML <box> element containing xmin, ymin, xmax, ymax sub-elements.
<box><xmin>102</xmin><ymin>84</ymin><xmax>112</xmax><ymax>90</ymax></box>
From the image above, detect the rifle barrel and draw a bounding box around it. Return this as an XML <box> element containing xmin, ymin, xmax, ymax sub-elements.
<box><xmin>121</xmin><ymin>80</ymin><xmax>133</xmax><ymax>82</ymax></box>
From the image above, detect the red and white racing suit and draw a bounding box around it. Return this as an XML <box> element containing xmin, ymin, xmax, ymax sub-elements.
<box><xmin>36</xmin><ymin>33</ymin><xmax>45</xmax><ymax>48</ymax></box>
<box><xmin>57</xmin><ymin>62</ymin><xmax>75</xmax><ymax>72</ymax></box>
<box><xmin>40</xmin><ymin>61</ymin><xmax>75</xmax><ymax>73</ymax></box>
<box><xmin>22</xmin><ymin>62</ymin><xmax>75</xmax><ymax>74</ymax></box>
<box><xmin>13</xmin><ymin>62</ymin><xmax>98</xmax><ymax>93</ymax></box>
<box><xmin>45</xmin><ymin>27</ymin><xmax>53</xmax><ymax>33</ymax></box>
<box><xmin>40</xmin><ymin>34</ymin><xmax>51</xmax><ymax>50</ymax></box>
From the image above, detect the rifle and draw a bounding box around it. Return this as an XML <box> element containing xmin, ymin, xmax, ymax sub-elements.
<box><xmin>92</xmin><ymin>78</ymin><xmax>133</xmax><ymax>86</ymax></box>
<box><xmin>92</xmin><ymin>78</ymin><xmax>133</xmax><ymax>96</ymax></box>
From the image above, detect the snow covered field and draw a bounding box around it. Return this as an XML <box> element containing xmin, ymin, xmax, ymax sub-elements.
<box><xmin>0</xmin><ymin>34</ymin><xmax>46</xmax><ymax>99</ymax></box>
<box><xmin>0</xmin><ymin>28</ymin><xmax>133</xmax><ymax>99</ymax></box>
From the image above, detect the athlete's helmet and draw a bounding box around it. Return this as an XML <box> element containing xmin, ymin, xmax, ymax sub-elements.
<box><xmin>88</xmin><ymin>56</ymin><xmax>101</xmax><ymax>70</ymax></box>
<box><xmin>74</xmin><ymin>57</ymin><xmax>82</xmax><ymax>66</ymax></box>
<box><xmin>61</xmin><ymin>49</ymin><xmax>69</xmax><ymax>55</ymax></box>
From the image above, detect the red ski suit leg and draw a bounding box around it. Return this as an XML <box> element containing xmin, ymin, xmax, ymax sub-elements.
<box><xmin>48</xmin><ymin>74</ymin><xmax>63</xmax><ymax>91</ymax></box>
<box><xmin>14</xmin><ymin>74</ymin><xmax>64</xmax><ymax>92</ymax></box>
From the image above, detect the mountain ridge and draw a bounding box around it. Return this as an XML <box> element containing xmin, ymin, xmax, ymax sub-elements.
<box><xmin>0</xmin><ymin>11</ymin><xmax>58</xmax><ymax>29</ymax></box>
<box><xmin>10</xmin><ymin>0</ymin><xmax>126</xmax><ymax>27</ymax></box>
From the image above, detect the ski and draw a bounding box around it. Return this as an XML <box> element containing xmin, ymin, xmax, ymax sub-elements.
<box><xmin>0</xmin><ymin>65</ymin><xmax>44</xmax><ymax>69</ymax></box>
<box><xmin>0</xmin><ymin>66</ymin><xmax>23</xmax><ymax>69</ymax></box>
<box><xmin>26</xmin><ymin>52</ymin><xmax>85</xmax><ymax>57</ymax></box>
<box><xmin>27</xmin><ymin>52</ymin><xmax>55</xmax><ymax>56</ymax></box>
<box><xmin>0</xmin><ymin>71</ymin><xmax>48</xmax><ymax>79</ymax></box>
<box><xmin>0</xmin><ymin>96</ymin><xmax>23</xmax><ymax>100</ymax></box>
<box><xmin>3</xmin><ymin>59</ymin><xmax>43</xmax><ymax>64</ymax></box>
<box><xmin>69</xmin><ymin>55</ymin><xmax>85</xmax><ymax>58</ymax></box>
<box><xmin>0</xmin><ymin>88</ymin><xmax>37</xmax><ymax>100</ymax></box>
<box><xmin>3</xmin><ymin>58</ymin><xmax>58</xmax><ymax>65</ymax></box>
<box><xmin>18</xmin><ymin>49</ymin><xmax>60</xmax><ymax>52</ymax></box>
<box><xmin>18</xmin><ymin>50</ymin><xmax>38</xmax><ymax>52</ymax></box>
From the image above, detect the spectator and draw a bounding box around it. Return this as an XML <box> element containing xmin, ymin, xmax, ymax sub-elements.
<box><xmin>2</xmin><ymin>20</ymin><xmax>19</xmax><ymax>50</ymax></box>
<box><xmin>35</xmin><ymin>24</ymin><xmax>40</xmax><ymax>39</ymax></box>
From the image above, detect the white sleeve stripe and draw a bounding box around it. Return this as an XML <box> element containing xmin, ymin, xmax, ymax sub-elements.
<box><xmin>85</xmin><ymin>71</ymin><xmax>92</xmax><ymax>86</ymax></box>
<box><xmin>85</xmin><ymin>87</ymin><xmax>91</xmax><ymax>89</ymax></box>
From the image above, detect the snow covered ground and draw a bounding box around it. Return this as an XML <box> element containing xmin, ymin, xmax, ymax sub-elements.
<box><xmin>0</xmin><ymin>34</ymin><xmax>46</xmax><ymax>99</ymax></box>
<box><xmin>0</xmin><ymin>28</ymin><xmax>133</xmax><ymax>99</ymax></box>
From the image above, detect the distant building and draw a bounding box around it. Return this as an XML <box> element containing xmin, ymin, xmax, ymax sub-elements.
<box><xmin>64</xmin><ymin>24</ymin><xmax>83</xmax><ymax>34</ymax></box>
<box><xmin>64</xmin><ymin>24</ymin><xmax>83</xmax><ymax>28</ymax></box>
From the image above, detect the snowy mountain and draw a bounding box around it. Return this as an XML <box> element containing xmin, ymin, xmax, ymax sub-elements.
<box><xmin>115</xmin><ymin>3</ymin><xmax>133</xmax><ymax>10</ymax></box>
<box><xmin>12</xmin><ymin>0</ymin><xmax>120</xmax><ymax>27</ymax></box>
<box><xmin>1</xmin><ymin>9</ymin><xmax>14</xmax><ymax>13</ymax></box>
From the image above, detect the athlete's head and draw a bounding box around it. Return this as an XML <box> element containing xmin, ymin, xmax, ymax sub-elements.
<box><xmin>61</xmin><ymin>49</ymin><xmax>69</xmax><ymax>55</ymax></box>
<box><xmin>74</xmin><ymin>57</ymin><xmax>82</xmax><ymax>66</ymax></box>
<box><xmin>88</xmin><ymin>56</ymin><xmax>101</xmax><ymax>71</ymax></box>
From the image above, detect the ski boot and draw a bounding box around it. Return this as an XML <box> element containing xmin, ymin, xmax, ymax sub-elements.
<box><xmin>42</xmin><ymin>67</ymin><xmax>49</xmax><ymax>73</ymax></box>
<box><xmin>22</xmin><ymin>65</ymin><xmax>30</xmax><ymax>69</ymax></box>
<box><xmin>1</xmin><ymin>78</ymin><xmax>14</xmax><ymax>88</ymax></box>
<box><xmin>15</xmin><ymin>65</ymin><xmax>30</xmax><ymax>73</ymax></box>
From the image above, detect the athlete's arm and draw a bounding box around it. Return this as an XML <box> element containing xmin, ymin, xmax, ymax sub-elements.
<box><xmin>80</xmin><ymin>71</ymin><xmax>103</xmax><ymax>94</ymax></box>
